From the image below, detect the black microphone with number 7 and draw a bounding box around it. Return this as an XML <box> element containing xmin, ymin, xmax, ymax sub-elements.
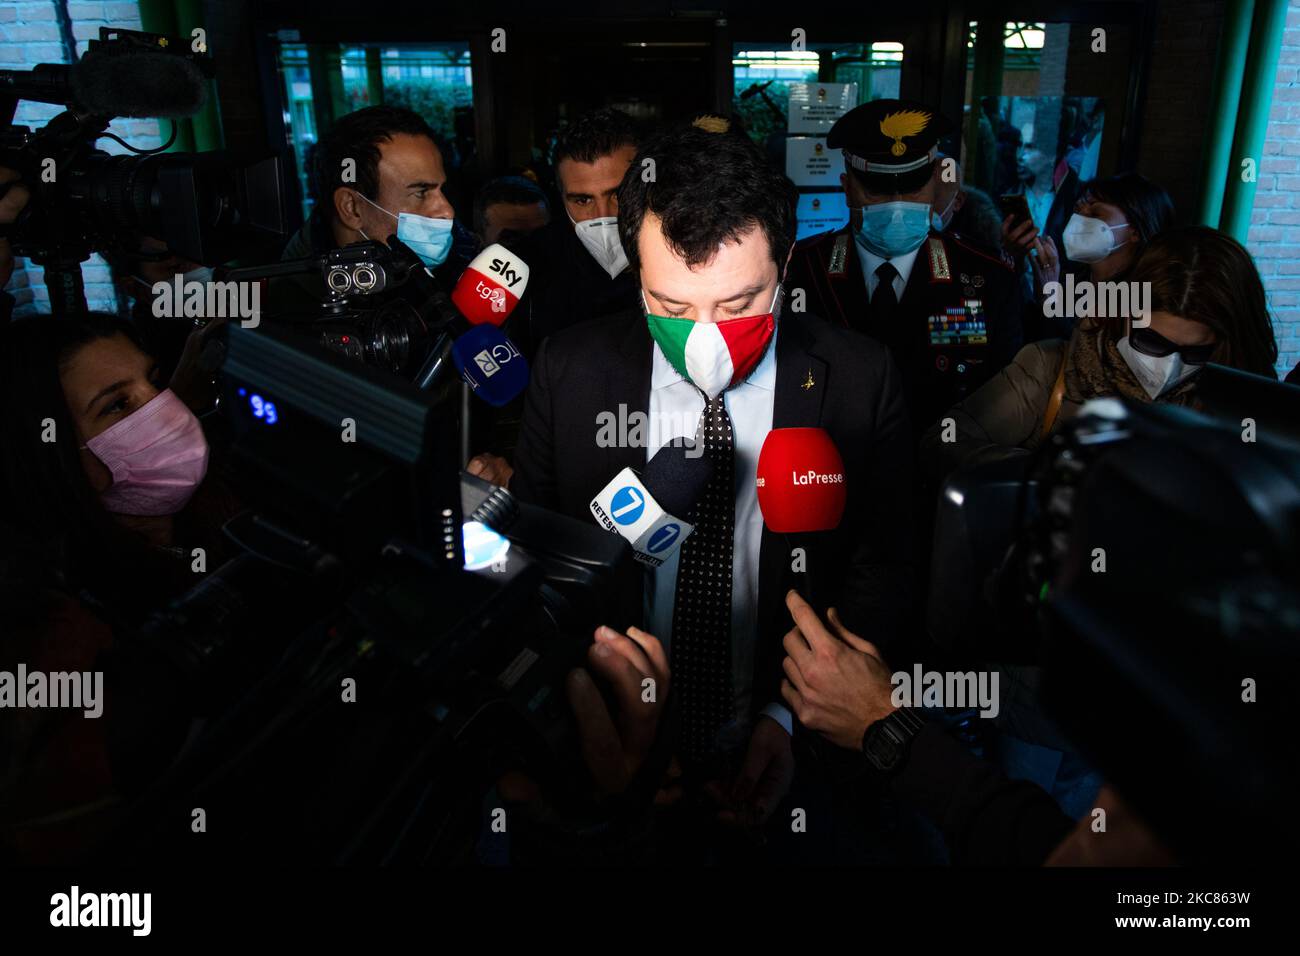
<box><xmin>589</xmin><ymin>441</ymin><xmax>713</xmax><ymax>567</ymax></box>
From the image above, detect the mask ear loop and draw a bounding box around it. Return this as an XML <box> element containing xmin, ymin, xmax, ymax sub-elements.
<box><xmin>353</xmin><ymin>190</ymin><xmax>398</xmax><ymax>243</ymax></box>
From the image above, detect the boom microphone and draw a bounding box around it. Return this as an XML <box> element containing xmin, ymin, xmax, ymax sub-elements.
<box><xmin>590</xmin><ymin>442</ymin><xmax>713</xmax><ymax>567</ymax></box>
<box><xmin>70</xmin><ymin>45</ymin><xmax>209</xmax><ymax>118</ymax></box>
<box><xmin>0</xmin><ymin>38</ymin><xmax>209</xmax><ymax>119</ymax></box>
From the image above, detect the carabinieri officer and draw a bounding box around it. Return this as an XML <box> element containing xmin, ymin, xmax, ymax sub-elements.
<box><xmin>787</xmin><ymin>99</ymin><xmax>1023</xmax><ymax>435</ymax></box>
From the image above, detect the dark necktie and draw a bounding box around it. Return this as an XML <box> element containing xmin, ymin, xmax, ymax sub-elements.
<box><xmin>671</xmin><ymin>392</ymin><xmax>736</xmax><ymax>762</ymax></box>
<box><xmin>870</xmin><ymin>261</ymin><xmax>899</xmax><ymax>328</ymax></box>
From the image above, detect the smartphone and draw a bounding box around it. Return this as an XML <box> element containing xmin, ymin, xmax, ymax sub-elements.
<box><xmin>1000</xmin><ymin>193</ymin><xmax>1032</xmax><ymax>227</ymax></box>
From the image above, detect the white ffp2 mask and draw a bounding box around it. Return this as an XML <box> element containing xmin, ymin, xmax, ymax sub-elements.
<box><xmin>1116</xmin><ymin>335</ymin><xmax>1201</xmax><ymax>400</ymax></box>
<box><xmin>571</xmin><ymin>214</ymin><xmax>629</xmax><ymax>279</ymax></box>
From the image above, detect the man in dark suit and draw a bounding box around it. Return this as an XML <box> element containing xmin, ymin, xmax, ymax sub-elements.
<box><xmin>510</xmin><ymin>122</ymin><xmax>914</xmax><ymax>841</ymax></box>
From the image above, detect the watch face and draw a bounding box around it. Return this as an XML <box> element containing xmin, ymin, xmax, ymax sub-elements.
<box><xmin>864</xmin><ymin>723</ymin><xmax>903</xmax><ymax>771</ymax></box>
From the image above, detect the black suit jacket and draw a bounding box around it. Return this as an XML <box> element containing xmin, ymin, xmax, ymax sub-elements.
<box><xmin>510</xmin><ymin>307</ymin><xmax>916</xmax><ymax>716</ymax></box>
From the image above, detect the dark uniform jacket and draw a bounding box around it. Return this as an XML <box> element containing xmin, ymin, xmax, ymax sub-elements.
<box><xmin>787</xmin><ymin>226</ymin><xmax>1022</xmax><ymax>435</ymax></box>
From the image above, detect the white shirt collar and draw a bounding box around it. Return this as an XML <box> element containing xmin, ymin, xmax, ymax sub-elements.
<box><xmin>856</xmin><ymin>240</ymin><xmax>923</xmax><ymax>289</ymax></box>
<box><xmin>651</xmin><ymin>320</ymin><xmax>779</xmax><ymax>392</ymax></box>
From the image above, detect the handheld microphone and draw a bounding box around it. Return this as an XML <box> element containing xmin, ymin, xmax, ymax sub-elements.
<box><xmin>756</xmin><ymin>427</ymin><xmax>847</xmax><ymax>608</ymax></box>
<box><xmin>416</xmin><ymin>243</ymin><xmax>530</xmax><ymax>391</ymax></box>
<box><xmin>450</xmin><ymin>245</ymin><xmax>530</xmax><ymax>325</ymax></box>
<box><xmin>590</xmin><ymin>442</ymin><xmax>713</xmax><ymax>568</ymax></box>
<box><xmin>756</xmin><ymin>427</ymin><xmax>846</xmax><ymax>532</ymax></box>
<box><xmin>451</xmin><ymin>324</ymin><xmax>530</xmax><ymax>407</ymax></box>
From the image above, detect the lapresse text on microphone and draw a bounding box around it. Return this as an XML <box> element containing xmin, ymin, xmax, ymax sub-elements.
<box><xmin>755</xmin><ymin>427</ymin><xmax>847</xmax><ymax>533</ymax></box>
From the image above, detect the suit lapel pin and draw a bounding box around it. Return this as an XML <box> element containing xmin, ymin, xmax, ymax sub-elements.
<box><xmin>802</xmin><ymin>368</ymin><xmax>815</xmax><ymax>390</ymax></box>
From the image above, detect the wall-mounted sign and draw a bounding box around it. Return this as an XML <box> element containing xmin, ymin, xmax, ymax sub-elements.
<box><xmin>787</xmin><ymin>82</ymin><xmax>858</xmax><ymax>135</ymax></box>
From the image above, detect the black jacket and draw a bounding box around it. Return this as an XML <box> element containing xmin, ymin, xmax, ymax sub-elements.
<box><xmin>509</xmin><ymin>307</ymin><xmax>916</xmax><ymax>712</ymax></box>
<box><xmin>514</xmin><ymin>219</ymin><xmax>640</xmax><ymax>353</ymax></box>
<box><xmin>787</xmin><ymin>227</ymin><xmax>1023</xmax><ymax>436</ymax></box>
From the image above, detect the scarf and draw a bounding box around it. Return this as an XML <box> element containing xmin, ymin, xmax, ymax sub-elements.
<box><xmin>1063</xmin><ymin>319</ymin><xmax>1199</xmax><ymax>408</ymax></box>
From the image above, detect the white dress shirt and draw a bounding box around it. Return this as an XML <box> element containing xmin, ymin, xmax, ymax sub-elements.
<box><xmin>855</xmin><ymin>240</ymin><xmax>921</xmax><ymax>303</ymax></box>
<box><xmin>643</xmin><ymin>328</ymin><xmax>793</xmax><ymax>735</ymax></box>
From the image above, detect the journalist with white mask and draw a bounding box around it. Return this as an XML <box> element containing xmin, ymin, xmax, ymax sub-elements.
<box><xmin>1016</xmin><ymin>173</ymin><xmax>1175</xmax><ymax>298</ymax></box>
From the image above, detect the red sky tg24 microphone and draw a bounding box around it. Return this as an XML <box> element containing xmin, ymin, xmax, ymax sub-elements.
<box><xmin>417</xmin><ymin>243</ymin><xmax>531</xmax><ymax>390</ymax></box>
<box><xmin>451</xmin><ymin>244</ymin><xmax>531</xmax><ymax>324</ymax></box>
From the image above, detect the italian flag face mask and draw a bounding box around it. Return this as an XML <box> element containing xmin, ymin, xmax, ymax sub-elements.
<box><xmin>644</xmin><ymin>287</ymin><xmax>779</xmax><ymax>399</ymax></box>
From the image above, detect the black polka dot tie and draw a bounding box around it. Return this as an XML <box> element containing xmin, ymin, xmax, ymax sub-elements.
<box><xmin>671</xmin><ymin>392</ymin><xmax>735</xmax><ymax>763</ymax></box>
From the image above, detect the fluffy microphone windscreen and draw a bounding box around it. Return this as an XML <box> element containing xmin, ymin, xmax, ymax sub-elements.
<box><xmin>756</xmin><ymin>427</ymin><xmax>847</xmax><ymax>532</ymax></box>
<box><xmin>70</xmin><ymin>47</ymin><xmax>208</xmax><ymax>118</ymax></box>
<box><xmin>642</xmin><ymin>441</ymin><xmax>714</xmax><ymax>519</ymax></box>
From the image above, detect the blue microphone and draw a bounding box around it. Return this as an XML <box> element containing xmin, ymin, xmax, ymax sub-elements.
<box><xmin>451</xmin><ymin>324</ymin><xmax>530</xmax><ymax>407</ymax></box>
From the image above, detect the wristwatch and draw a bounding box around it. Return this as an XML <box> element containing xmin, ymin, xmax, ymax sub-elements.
<box><xmin>861</xmin><ymin>708</ymin><xmax>927</xmax><ymax>774</ymax></box>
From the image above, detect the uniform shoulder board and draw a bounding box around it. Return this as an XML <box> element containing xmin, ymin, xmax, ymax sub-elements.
<box><xmin>947</xmin><ymin>231</ymin><xmax>1015</xmax><ymax>272</ymax></box>
<box><xmin>926</xmin><ymin>235</ymin><xmax>951</xmax><ymax>283</ymax></box>
<box><xmin>827</xmin><ymin>233</ymin><xmax>850</xmax><ymax>276</ymax></box>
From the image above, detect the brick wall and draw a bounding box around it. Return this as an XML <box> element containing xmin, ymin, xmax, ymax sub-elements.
<box><xmin>0</xmin><ymin>0</ymin><xmax>161</xmax><ymax>315</ymax></box>
<box><xmin>1249</xmin><ymin>1</ymin><xmax>1300</xmax><ymax>377</ymax></box>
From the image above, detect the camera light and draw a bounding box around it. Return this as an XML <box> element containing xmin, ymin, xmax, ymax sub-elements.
<box><xmin>462</xmin><ymin>520</ymin><xmax>509</xmax><ymax>571</ymax></box>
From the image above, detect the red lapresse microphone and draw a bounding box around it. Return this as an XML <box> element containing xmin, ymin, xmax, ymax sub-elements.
<box><xmin>756</xmin><ymin>427</ymin><xmax>847</xmax><ymax>613</ymax></box>
<box><xmin>755</xmin><ymin>427</ymin><xmax>847</xmax><ymax>532</ymax></box>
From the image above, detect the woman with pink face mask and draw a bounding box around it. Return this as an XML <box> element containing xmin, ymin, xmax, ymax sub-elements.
<box><xmin>0</xmin><ymin>314</ymin><xmax>241</xmax><ymax>860</ymax></box>
<box><xmin>0</xmin><ymin>314</ymin><xmax>239</xmax><ymax>625</ymax></box>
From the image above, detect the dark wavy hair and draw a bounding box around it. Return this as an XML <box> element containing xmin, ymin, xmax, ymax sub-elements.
<box><xmin>616</xmin><ymin>122</ymin><xmax>798</xmax><ymax>274</ymax></box>
<box><xmin>1081</xmin><ymin>172</ymin><xmax>1175</xmax><ymax>254</ymax></box>
<box><xmin>1123</xmin><ymin>226</ymin><xmax>1279</xmax><ymax>377</ymax></box>
<box><xmin>311</xmin><ymin>105</ymin><xmax>441</xmax><ymax>212</ymax></box>
<box><xmin>551</xmin><ymin>107</ymin><xmax>641</xmax><ymax>169</ymax></box>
